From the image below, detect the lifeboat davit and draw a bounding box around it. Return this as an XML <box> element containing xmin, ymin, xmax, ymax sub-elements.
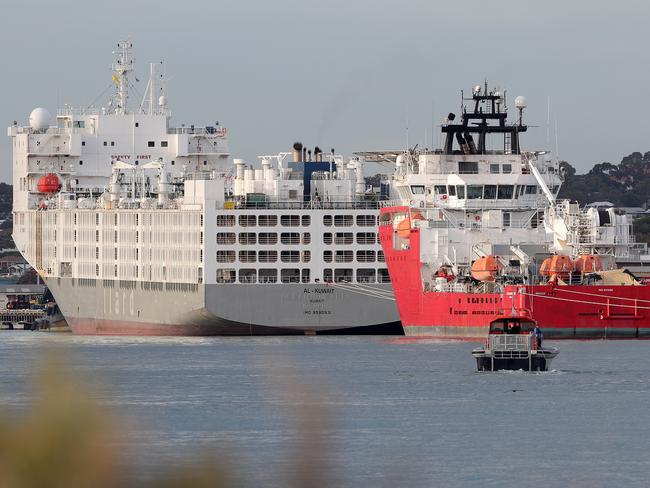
<box><xmin>574</xmin><ymin>255</ymin><xmax>602</xmax><ymax>273</ymax></box>
<box><xmin>471</xmin><ymin>255</ymin><xmax>501</xmax><ymax>282</ymax></box>
<box><xmin>548</xmin><ymin>255</ymin><xmax>574</xmax><ymax>279</ymax></box>
<box><xmin>37</xmin><ymin>173</ymin><xmax>61</xmax><ymax>194</ymax></box>
<box><xmin>396</xmin><ymin>211</ymin><xmax>425</xmax><ymax>238</ymax></box>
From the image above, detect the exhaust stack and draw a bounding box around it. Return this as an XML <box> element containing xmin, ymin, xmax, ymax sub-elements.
<box><xmin>292</xmin><ymin>142</ymin><xmax>303</xmax><ymax>162</ymax></box>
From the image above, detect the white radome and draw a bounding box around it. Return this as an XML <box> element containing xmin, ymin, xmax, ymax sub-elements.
<box><xmin>515</xmin><ymin>96</ymin><xmax>527</xmax><ymax>109</ymax></box>
<box><xmin>158</xmin><ymin>95</ymin><xmax>167</xmax><ymax>107</ymax></box>
<box><xmin>29</xmin><ymin>107</ymin><xmax>52</xmax><ymax>131</ymax></box>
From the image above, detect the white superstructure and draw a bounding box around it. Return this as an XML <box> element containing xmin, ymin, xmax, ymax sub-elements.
<box><xmin>377</xmin><ymin>84</ymin><xmax>640</xmax><ymax>285</ymax></box>
<box><xmin>10</xmin><ymin>41</ymin><xmax>398</xmax><ymax>335</ymax></box>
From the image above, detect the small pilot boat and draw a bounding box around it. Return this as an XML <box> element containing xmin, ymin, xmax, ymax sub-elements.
<box><xmin>472</xmin><ymin>316</ymin><xmax>559</xmax><ymax>371</ymax></box>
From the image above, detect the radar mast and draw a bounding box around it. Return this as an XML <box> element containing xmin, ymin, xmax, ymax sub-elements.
<box><xmin>110</xmin><ymin>40</ymin><xmax>134</xmax><ymax>114</ymax></box>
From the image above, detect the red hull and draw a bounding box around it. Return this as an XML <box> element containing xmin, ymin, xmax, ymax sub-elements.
<box><xmin>379</xmin><ymin>207</ymin><xmax>650</xmax><ymax>339</ymax></box>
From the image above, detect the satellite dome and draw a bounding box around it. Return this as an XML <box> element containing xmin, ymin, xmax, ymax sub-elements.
<box><xmin>158</xmin><ymin>95</ymin><xmax>167</xmax><ymax>107</ymax></box>
<box><xmin>515</xmin><ymin>96</ymin><xmax>527</xmax><ymax>109</ymax></box>
<box><xmin>395</xmin><ymin>154</ymin><xmax>406</xmax><ymax>167</ymax></box>
<box><xmin>29</xmin><ymin>107</ymin><xmax>51</xmax><ymax>131</ymax></box>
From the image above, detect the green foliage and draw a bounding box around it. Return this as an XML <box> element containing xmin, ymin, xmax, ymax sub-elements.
<box><xmin>633</xmin><ymin>216</ymin><xmax>650</xmax><ymax>245</ymax></box>
<box><xmin>557</xmin><ymin>152</ymin><xmax>650</xmax><ymax>207</ymax></box>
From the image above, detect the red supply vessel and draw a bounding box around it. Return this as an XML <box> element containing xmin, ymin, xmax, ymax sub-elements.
<box><xmin>377</xmin><ymin>83</ymin><xmax>649</xmax><ymax>339</ymax></box>
<box><xmin>379</xmin><ymin>205</ymin><xmax>650</xmax><ymax>339</ymax></box>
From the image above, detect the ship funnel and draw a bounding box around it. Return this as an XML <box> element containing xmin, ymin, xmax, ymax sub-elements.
<box><xmin>292</xmin><ymin>142</ymin><xmax>303</xmax><ymax>162</ymax></box>
<box><xmin>314</xmin><ymin>146</ymin><xmax>323</xmax><ymax>162</ymax></box>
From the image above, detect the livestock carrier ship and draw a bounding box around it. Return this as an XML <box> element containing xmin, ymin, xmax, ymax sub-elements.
<box><xmin>9</xmin><ymin>41</ymin><xmax>399</xmax><ymax>335</ymax></box>
<box><xmin>378</xmin><ymin>85</ymin><xmax>650</xmax><ymax>338</ymax></box>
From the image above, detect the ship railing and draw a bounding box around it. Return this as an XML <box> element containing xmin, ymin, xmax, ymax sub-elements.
<box><xmin>184</xmin><ymin>171</ymin><xmax>213</xmax><ymax>181</ymax></box>
<box><xmin>57</xmin><ymin>107</ymin><xmax>102</xmax><ymax>117</ymax></box>
<box><xmin>168</xmin><ymin>126</ymin><xmax>228</xmax><ymax>137</ymax></box>
<box><xmin>490</xmin><ymin>334</ymin><xmax>533</xmax><ymax>352</ymax></box>
<box><xmin>223</xmin><ymin>200</ymin><xmax>381</xmax><ymax>210</ymax></box>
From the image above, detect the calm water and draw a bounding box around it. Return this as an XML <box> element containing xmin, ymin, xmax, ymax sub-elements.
<box><xmin>1</xmin><ymin>332</ymin><xmax>650</xmax><ymax>487</ymax></box>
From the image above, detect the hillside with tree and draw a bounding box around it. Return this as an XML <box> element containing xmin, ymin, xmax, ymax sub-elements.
<box><xmin>558</xmin><ymin>151</ymin><xmax>650</xmax><ymax>207</ymax></box>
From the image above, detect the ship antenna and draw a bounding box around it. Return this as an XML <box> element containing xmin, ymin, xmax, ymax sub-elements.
<box><xmin>546</xmin><ymin>96</ymin><xmax>551</xmax><ymax>148</ymax></box>
<box><xmin>111</xmin><ymin>39</ymin><xmax>134</xmax><ymax>114</ymax></box>
<box><xmin>554</xmin><ymin>119</ymin><xmax>560</xmax><ymax>166</ymax></box>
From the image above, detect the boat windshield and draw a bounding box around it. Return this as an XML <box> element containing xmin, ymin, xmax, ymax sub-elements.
<box><xmin>490</xmin><ymin>319</ymin><xmax>536</xmax><ymax>334</ymax></box>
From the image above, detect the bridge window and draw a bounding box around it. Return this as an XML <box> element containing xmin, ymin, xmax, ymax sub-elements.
<box><xmin>490</xmin><ymin>164</ymin><xmax>500</xmax><ymax>174</ymax></box>
<box><xmin>467</xmin><ymin>185</ymin><xmax>483</xmax><ymax>199</ymax></box>
<box><xmin>502</xmin><ymin>164</ymin><xmax>512</xmax><ymax>174</ymax></box>
<box><xmin>497</xmin><ymin>185</ymin><xmax>514</xmax><ymax>199</ymax></box>
<box><xmin>458</xmin><ymin>161</ymin><xmax>478</xmax><ymax>174</ymax></box>
<box><xmin>483</xmin><ymin>185</ymin><xmax>497</xmax><ymax>199</ymax></box>
<box><xmin>410</xmin><ymin>185</ymin><xmax>425</xmax><ymax>195</ymax></box>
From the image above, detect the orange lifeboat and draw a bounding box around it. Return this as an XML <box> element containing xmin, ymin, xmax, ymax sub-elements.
<box><xmin>548</xmin><ymin>255</ymin><xmax>574</xmax><ymax>279</ymax></box>
<box><xmin>574</xmin><ymin>255</ymin><xmax>602</xmax><ymax>273</ymax></box>
<box><xmin>396</xmin><ymin>211</ymin><xmax>425</xmax><ymax>238</ymax></box>
<box><xmin>540</xmin><ymin>258</ymin><xmax>552</xmax><ymax>277</ymax></box>
<box><xmin>37</xmin><ymin>173</ymin><xmax>61</xmax><ymax>194</ymax></box>
<box><xmin>471</xmin><ymin>255</ymin><xmax>501</xmax><ymax>282</ymax></box>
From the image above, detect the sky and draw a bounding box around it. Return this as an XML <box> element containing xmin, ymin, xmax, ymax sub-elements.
<box><xmin>1</xmin><ymin>0</ymin><xmax>649</xmax><ymax>182</ymax></box>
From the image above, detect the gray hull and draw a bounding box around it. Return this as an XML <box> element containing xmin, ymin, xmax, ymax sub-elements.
<box><xmin>46</xmin><ymin>277</ymin><xmax>400</xmax><ymax>335</ymax></box>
